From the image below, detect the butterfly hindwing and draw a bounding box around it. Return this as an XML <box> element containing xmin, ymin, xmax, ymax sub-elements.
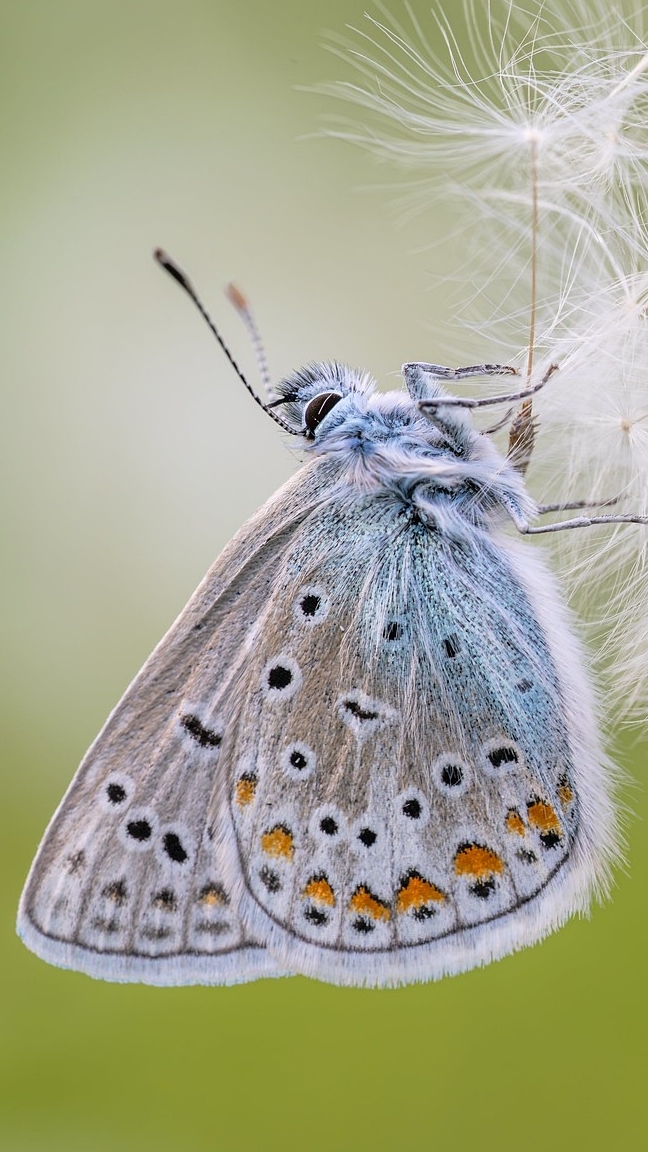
<box><xmin>221</xmin><ymin>490</ymin><xmax>607</xmax><ymax>985</ymax></box>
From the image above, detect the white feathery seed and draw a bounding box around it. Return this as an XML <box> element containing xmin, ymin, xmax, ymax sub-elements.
<box><xmin>317</xmin><ymin>0</ymin><xmax>648</xmax><ymax>720</ymax></box>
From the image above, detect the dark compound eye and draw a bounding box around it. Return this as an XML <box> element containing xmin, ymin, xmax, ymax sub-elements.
<box><xmin>320</xmin><ymin>816</ymin><xmax>339</xmax><ymax>836</ymax></box>
<box><xmin>303</xmin><ymin>391</ymin><xmax>343</xmax><ymax>436</ymax></box>
<box><xmin>440</xmin><ymin>763</ymin><xmax>463</xmax><ymax>787</ymax></box>
<box><xmin>106</xmin><ymin>782</ymin><xmax>126</xmax><ymax>804</ymax></box>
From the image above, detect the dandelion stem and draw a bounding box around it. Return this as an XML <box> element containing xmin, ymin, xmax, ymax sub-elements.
<box><xmin>526</xmin><ymin>132</ymin><xmax>539</xmax><ymax>382</ymax></box>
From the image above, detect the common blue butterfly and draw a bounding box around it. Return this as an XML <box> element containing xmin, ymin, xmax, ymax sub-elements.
<box><xmin>17</xmin><ymin>251</ymin><xmax>644</xmax><ymax>987</ymax></box>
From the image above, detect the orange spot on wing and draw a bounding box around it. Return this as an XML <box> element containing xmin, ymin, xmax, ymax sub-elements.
<box><xmin>454</xmin><ymin>843</ymin><xmax>504</xmax><ymax>879</ymax></box>
<box><xmin>527</xmin><ymin>799</ymin><xmax>561</xmax><ymax>833</ymax></box>
<box><xmin>303</xmin><ymin>876</ymin><xmax>335</xmax><ymax>907</ymax></box>
<box><xmin>261</xmin><ymin>825</ymin><xmax>294</xmax><ymax>860</ymax></box>
<box><xmin>349</xmin><ymin>885</ymin><xmax>391</xmax><ymax>922</ymax></box>
<box><xmin>198</xmin><ymin>883</ymin><xmax>228</xmax><ymax>907</ymax></box>
<box><xmin>396</xmin><ymin>873</ymin><xmax>446</xmax><ymax>914</ymax></box>
<box><xmin>505</xmin><ymin>809</ymin><xmax>526</xmax><ymax>836</ymax></box>
<box><xmin>235</xmin><ymin>774</ymin><xmax>257</xmax><ymax>807</ymax></box>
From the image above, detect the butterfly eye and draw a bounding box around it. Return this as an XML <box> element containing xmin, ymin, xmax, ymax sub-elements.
<box><xmin>303</xmin><ymin>391</ymin><xmax>343</xmax><ymax>435</ymax></box>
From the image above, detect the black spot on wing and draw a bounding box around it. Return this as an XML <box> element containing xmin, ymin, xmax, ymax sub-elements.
<box><xmin>163</xmin><ymin>832</ymin><xmax>189</xmax><ymax>864</ymax></box>
<box><xmin>127</xmin><ymin>819</ymin><xmax>152</xmax><ymax>842</ymax></box>
<box><xmin>343</xmin><ymin>700</ymin><xmax>379</xmax><ymax>722</ymax></box>
<box><xmin>180</xmin><ymin>713</ymin><xmax>222</xmax><ymax>749</ymax></box>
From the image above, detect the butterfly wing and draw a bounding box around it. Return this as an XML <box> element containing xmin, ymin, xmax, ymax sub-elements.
<box><xmin>217</xmin><ymin>492</ymin><xmax>617</xmax><ymax>985</ymax></box>
<box><xmin>17</xmin><ymin>459</ymin><xmax>339</xmax><ymax>984</ymax></box>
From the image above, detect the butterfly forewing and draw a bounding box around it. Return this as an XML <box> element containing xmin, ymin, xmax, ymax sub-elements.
<box><xmin>18</xmin><ymin>461</ymin><xmax>338</xmax><ymax>984</ymax></box>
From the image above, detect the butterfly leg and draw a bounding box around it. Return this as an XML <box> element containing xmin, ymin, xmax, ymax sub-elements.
<box><xmin>505</xmin><ymin>498</ymin><xmax>648</xmax><ymax>534</ymax></box>
<box><xmin>537</xmin><ymin>497</ymin><xmax>620</xmax><ymax>515</ymax></box>
<box><xmin>417</xmin><ymin>363</ymin><xmax>558</xmax><ymax>410</ymax></box>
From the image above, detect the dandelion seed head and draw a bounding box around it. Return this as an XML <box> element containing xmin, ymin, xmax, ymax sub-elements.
<box><xmin>318</xmin><ymin>0</ymin><xmax>648</xmax><ymax>719</ymax></box>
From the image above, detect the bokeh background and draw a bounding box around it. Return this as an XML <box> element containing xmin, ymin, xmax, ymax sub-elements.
<box><xmin>2</xmin><ymin>2</ymin><xmax>646</xmax><ymax>1149</ymax></box>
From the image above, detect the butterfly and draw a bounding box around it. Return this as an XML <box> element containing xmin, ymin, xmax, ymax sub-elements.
<box><xmin>18</xmin><ymin>252</ymin><xmax>640</xmax><ymax>988</ymax></box>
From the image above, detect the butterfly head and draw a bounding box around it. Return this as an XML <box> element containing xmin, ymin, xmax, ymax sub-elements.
<box><xmin>269</xmin><ymin>362</ymin><xmax>373</xmax><ymax>438</ymax></box>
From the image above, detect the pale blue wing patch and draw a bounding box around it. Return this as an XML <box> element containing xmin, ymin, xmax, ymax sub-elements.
<box><xmin>221</xmin><ymin>493</ymin><xmax>584</xmax><ymax>983</ymax></box>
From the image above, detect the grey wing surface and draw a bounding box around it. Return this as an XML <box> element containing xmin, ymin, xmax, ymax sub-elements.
<box><xmin>18</xmin><ymin>460</ymin><xmax>337</xmax><ymax>985</ymax></box>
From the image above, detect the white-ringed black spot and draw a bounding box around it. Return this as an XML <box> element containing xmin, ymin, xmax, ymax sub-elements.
<box><xmin>440</xmin><ymin>763</ymin><xmax>463</xmax><ymax>788</ymax></box>
<box><xmin>304</xmin><ymin>906</ymin><xmax>329</xmax><ymax>926</ymax></box>
<box><xmin>281</xmin><ymin>741</ymin><xmax>316</xmax><ymax>780</ymax></box>
<box><xmin>259</xmin><ymin>867</ymin><xmax>282</xmax><ymax>893</ymax></box>
<box><xmin>488</xmin><ymin>745</ymin><xmax>518</xmax><ymax>769</ymax></box>
<box><xmin>106</xmin><ymin>782</ymin><xmax>126</xmax><ymax>804</ymax></box>
<box><xmin>337</xmin><ymin>690</ymin><xmax>395</xmax><ymax>736</ymax></box>
<box><xmin>343</xmin><ymin>699</ymin><xmax>379</xmax><ymax>722</ymax></box>
<box><xmin>310</xmin><ymin>805</ymin><xmax>348</xmax><ymax>844</ymax></box>
<box><xmin>262</xmin><ymin>655</ymin><xmax>302</xmax><ymax>701</ymax></box>
<box><xmin>320</xmin><ymin>816</ymin><xmax>338</xmax><ymax>836</ymax></box>
<box><xmin>480</xmin><ymin>739</ymin><xmax>523</xmax><ymax>779</ymax></box>
<box><xmin>293</xmin><ymin>585</ymin><xmax>330</xmax><ymax>626</ymax></box>
<box><xmin>269</xmin><ymin>665</ymin><xmax>291</xmax><ymax>689</ymax></box>
<box><xmin>443</xmin><ymin>634</ymin><xmax>460</xmax><ymax>658</ymax></box>
<box><xmin>163</xmin><ymin>832</ymin><xmax>188</xmax><ymax>864</ymax></box>
<box><xmin>180</xmin><ymin>713</ymin><xmax>222</xmax><ymax>749</ymax></box>
<box><xmin>432</xmin><ymin>755</ymin><xmax>470</xmax><ymax>797</ymax></box>
<box><xmin>358</xmin><ymin>827</ymin><xmax>377</xmax><ymax>848</ymax></box>
<box><xmin>127</xmin><ymin>819</ymin><xmax>152</xmax><ymax>842</ymax></box>
<box><xmin>402</xmin><ymin>798</ymin><xmax>421</xmax><ymax>819</ymax></box>
<box><xmin>152</xmin><ymin>888</ymin><xmax>177</xmax><ymax>911</ymax></box>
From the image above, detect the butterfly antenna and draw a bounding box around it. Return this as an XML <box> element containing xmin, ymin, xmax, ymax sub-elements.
<box><xmin>225</xmin><ymin>282</ymin><xmax>274</xmax><ymax>400</ymax></box>
<box><xmin>154</xmin><ymin>249</ymin><xmax>297</xmax><ymax>434</ymax></box>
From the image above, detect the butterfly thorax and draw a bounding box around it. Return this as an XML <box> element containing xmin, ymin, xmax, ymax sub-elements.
<box><xmin>278</xmin><ymin>361</ymin><xmax>535</xmax><ymax>532</ymax></box>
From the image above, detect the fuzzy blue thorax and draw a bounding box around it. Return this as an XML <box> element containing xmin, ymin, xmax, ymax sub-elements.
<box><xmin>278</xmin><ymin>360</ymin><xmax>535</xmax><ymax>533</ymax></box>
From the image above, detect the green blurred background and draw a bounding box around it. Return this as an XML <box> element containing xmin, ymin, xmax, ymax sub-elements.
<box><xmin>1</xmin><ymin>2</ymin><xmax>646</xmax><ymax>1149</ymax></box>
